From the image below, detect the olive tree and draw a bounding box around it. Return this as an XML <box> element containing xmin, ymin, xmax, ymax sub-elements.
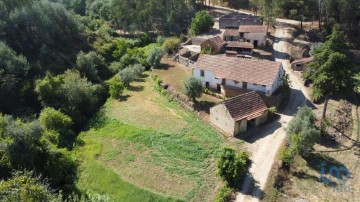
<box><xmin>184</xmin><ymin>76</ymin><xmax>204</xmax><ymax>102</ymax></box>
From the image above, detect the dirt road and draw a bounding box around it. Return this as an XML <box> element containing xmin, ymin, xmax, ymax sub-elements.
<box><xmin>235</xmin><ymin>26</ymin><xmax>310</xmax><ymax>202</ymax></box>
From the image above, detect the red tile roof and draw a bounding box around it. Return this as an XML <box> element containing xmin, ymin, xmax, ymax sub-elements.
<box><xmin>226</xmin><ymin>41</ymin><xmax>254</xmax><ymax>49</ymax></box>
<box><xmin>220</xmin><ymin>91</ymin><xmax>267</xmax><ymax>121</ymax></box>
<box><xmin>207</xmin><ymin>36</ymin><xmax>227</xmax><ymax>48</ymax></box>
<box><xmin>224</xmin><ymin>29</ymin><xmax>240</xmax><ymax>36</ymax></box>
<box><xmin>195</xmin><ymin>54</ymin><xmax>282</xmax><ymax>86</ymax></box>
<box><xmin>238</xmin><ymin>25</ymin><xmax>267</xmax><ymax>33</ymax></box>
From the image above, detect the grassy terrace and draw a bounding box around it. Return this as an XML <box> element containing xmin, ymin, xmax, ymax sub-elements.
<box><xmin>75</xmin><ymin>72</ymin><xmax>236</xmax><ymax>201</ymax></box>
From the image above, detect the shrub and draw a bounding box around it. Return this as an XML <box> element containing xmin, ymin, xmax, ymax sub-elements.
<box><xmin>109</xmin><ymin>61</ymin><xmax>123</xmax><ymax>73</ymax></box>
<box><xmin>217</xmin><ymin>148</ymin><xmax>248</xmax><ymax>188</ymax></box>
<box><xmin>147</xmin><ymin>47</ymin><xmax>164</xmax><ymax>68</ymax></box>
<box><xmin>162</xmin><ymin>37</ymin><xmax>180</xmax><ymax>54</ymax></box>
<box><xmin>39</xmin><ymin>107</ymin><xmax>74</xmax><ymax>147</ymax></box>
<box><xmin>109</xmin><ymin>76</ymin><xmax>125</xmax><ymax>99</ymax></box>
<box><xmin>119</xmin><ymin>68</ymin><xmax>136</xmax><ymax>86</ymax></box>
<box><xmin>75</xmin><ymin>51</ymin><xmax>108</xmax><ymax>82</ymax></box>
<box><xmin>156</xmin><ymin>36</ymin><xmax>166</xmax><ymax>45</ymax></box>
<box><xmin>190</xmin><ymin>11</ymin><xmax>214</xmax><ymax>36</ymax></box>
<box><xmin>214</xmin><ymin>183</ymin><xmax>234</xmax><ymax>202</ymax></box>
<box><xmin>268</xmin><ymin>107</ymin><xmax>277</xmax><ymax>119</ymax></box>
<box><xmin>0</xmin><ymin>171</ymin><xmax>61</xmax><ymax>202</ymax></box>
<box><xmin>132</xmin><ymin>64</ymin><xmax>145</xmax><ymax>77</ymax></box>
<box><xmin>184</xmin><ymin>76</ymin><xmax>204</xmax><ymax>102</ymax></box>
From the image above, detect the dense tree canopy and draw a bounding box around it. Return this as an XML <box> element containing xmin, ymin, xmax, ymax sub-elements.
<box><xmin>304</xmin><ymin>28</ymin><xmax>354</xmax><ymax>109</ymax></box>
<box><xmin>35</xmin><ymin>70</ymin><xmax>105</xmax><ymax>129</ymax></box>
<box><xmin>190</xmin><ymin>11</ymin><xmax>214</xmax><ymax>36</ymax></box>
<box><xmin>111</xmin><ymin>0</ymin><xmax>197</xmax><ymax>34</ymax></box>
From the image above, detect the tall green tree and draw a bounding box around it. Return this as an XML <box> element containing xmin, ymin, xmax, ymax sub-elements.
<box><xmin>304</xmin><ymin>28</ymin><xmax>354</xmax><ymax>118</ymax></box>
<box><xmin>190</xmin><ymin>11</ymin><xmax>214</xmax><ymax>36</ymax></box>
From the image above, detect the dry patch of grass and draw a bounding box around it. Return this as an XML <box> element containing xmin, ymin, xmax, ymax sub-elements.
<box><xmin>273</xmin><ymin>99</ymin><xmax>360</xmax><ymax>202</ymax></box>
<box><xmin>105</xmin><ymin>73</ymin><xmax>189</xmax><ymax>134</ymax></box>
<box><xmin>153</xmin><ymin>57</ymin><xmax>192</xmax><ymax>94</ymax></box>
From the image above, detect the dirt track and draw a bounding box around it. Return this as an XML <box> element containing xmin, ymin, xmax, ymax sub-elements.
<box><xmin>235</xmin><ymin>26</ymin><xmax>310</xmax><ymax>202</ymax></box>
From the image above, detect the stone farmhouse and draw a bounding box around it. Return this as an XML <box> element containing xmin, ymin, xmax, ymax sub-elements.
<box><xmin>291</xmin><ymin>57</ymin><xmax>313</xmax><ymax>71</ymax></box>
<box><xmin>219</xmin><ymin>13</ymin><xmax>263</xmax><ymax>29</ymax></box>
<box><xmin>210</xmin><ymin>91</ymin><xmax>268</xmax><ymax>135</ymax></box>
<box><xmin>193</xmin><ymin>55</ymin><xmax>284</xmax><ymax>97</ymax></box>
<box><xmin>223</xmin><ymin>25</ymin><xmax>267</xmax><ymax>48</ymax></box>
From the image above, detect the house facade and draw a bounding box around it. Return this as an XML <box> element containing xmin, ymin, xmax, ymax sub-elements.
<box><xmin>238</xmin><ymin>26</ymin><xmax>267</xmax><ymax>47</ymax></box>
<box><xmin>219</xmin><ymin>13</ymin><xmax>263</xmax><ymax>29</ymax></box>
<box><xmin>210</xmin><ymin>91</ymin><xmax>268</xmax><ymax>135</ymax></box>
<box><xmin>193</xmin><ymin>55</ymin><xmax>284</xmax><ymax>96</ymax></box>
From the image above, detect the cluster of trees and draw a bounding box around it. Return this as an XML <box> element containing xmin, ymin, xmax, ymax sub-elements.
<box><xmin>0</xmin><ymin>114</ymin><xmax>77</xmax><ymax>196</ymax></box>
<box><xmin>281</xmin><ymin>106</ymin><xmax>320</xmax><ymax>165</ymax></box>
<box><xmin>304</xmin><ymin>28</ymin><xmax>354</xmax><ymax>118</ymax></box>
<box><xmin>110</xmin><ymin>0</ymin><xmax>198</xmax><ymax>35</ymax></box>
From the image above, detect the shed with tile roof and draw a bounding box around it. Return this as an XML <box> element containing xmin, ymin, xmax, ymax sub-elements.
<box><xmin>200</xmin><ymin>36</ymin><xmax>227</xmax><ymax>54</ymax></box>
<box><xmin>210</xmin><ymin>91</ymin><xmax>268</xmax><ymax>135</ymax></box>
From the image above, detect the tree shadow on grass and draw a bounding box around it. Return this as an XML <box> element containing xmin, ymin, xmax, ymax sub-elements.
<box><xmin>194</xmin><ymin>100</ymin><xmax>217</xmax><ymax>114</ymax></box>
<box><xmin>156</xmin><ymin>63</ymin><xmax>173</xmax><ymax>71</ymax></box>
<box><xmin>302</xmin><ymin>152</ymin><xmax>352</xmax><ymax>185</ymax></box>
<box><xmin>127</xmin><ymin>85</ymin><xmax>144</xmax><ymax>92</ymax></box>
<box><xmin>117</xmin><ymin>94</ymin><xmax>131</xmax><ymax>101</ymax></box>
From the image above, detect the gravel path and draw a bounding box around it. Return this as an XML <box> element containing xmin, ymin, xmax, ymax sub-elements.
<box><xmin>235</xmin><ymin>26</ymin><xmax>311</xmax><ymax>202</ymax></box>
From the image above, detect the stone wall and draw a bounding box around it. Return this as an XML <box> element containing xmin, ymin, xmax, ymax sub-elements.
<box><xmin>210</xmin><ymin>104</ymin><xmax>236</xmax><ymax>136</ymax></box>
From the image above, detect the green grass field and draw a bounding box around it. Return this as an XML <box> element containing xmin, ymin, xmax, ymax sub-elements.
<box><xmin>75</xmin><ymin>73</ymin><xmax>236</xmax><ymax>201</ymax></box>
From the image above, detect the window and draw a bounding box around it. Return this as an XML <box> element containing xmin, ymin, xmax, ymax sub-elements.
<box><xmin>240</xmin><ymin>33</ymin><xmax>244</xmax><ymax>38</ymax></box>
<box><xmin>200</xmin><ymin>70</ymin><xmax>204</xmax><ymax>77</ymax></box>
<box><xmin>253</xmin><ymin>83</ymin><xmax>258</xmax><ymax>86</ymax></box>
<box><xmin>234</xmin><ymin>80</ymin><xmax>239</xmax><ymax>84</ymax></box>
<box><xmin>262</xmin><ymin>85</ymin><xmax>266</xmax><ymax>87</ymax></box>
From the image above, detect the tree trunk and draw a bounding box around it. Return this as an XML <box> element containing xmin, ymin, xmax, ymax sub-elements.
<box><xmin>322</xmin><ymin>95</ymin><xmax>329</xmax><ymax>119</ymax></box>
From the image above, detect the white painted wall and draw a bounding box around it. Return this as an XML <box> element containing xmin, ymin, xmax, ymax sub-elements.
<box><xmin>193</xmin><ymin>66</ymin><xmax>282</xmax><ymax>96</ymax></box>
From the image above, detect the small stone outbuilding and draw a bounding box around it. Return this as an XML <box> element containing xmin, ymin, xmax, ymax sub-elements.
<box><xmin>291</xmin><ymin>57</ymin><xmax>313</xmax><ymax>71</ymax></box>
<box><xmin>200</xmin><ymin>36</ymin><xmax>227</xmax><ymax>54</ymax></box>
<box><xmin>210</xmin><ymin>91</ymin><xmax>268</xmax><ymax>136</ymax></box>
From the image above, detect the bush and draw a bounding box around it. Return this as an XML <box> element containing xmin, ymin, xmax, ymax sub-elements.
<box><xmin>147</xmin><ymin>47</ymin><xmax>164</xmax><ymax>68</ymax></box>
<box><xmin>184</xmin><ymin>76</ymin><xmax>204</xmax><ymax>102</ymax></box>
<box><xmin>119</xmin><ymin>68</ymin><xmax>136</xmax><ymax>86</ymax></box>
<box><xmin>190</xmin><ymin>11</ymin><xmax>214</xmax><ymax>36</ymax></box>
<box><xmin>162</xmin><ymin>37</ymin><xmax>180</xmax><ymax>55</ymax></box>
<box><xmin>109</xmin><ymin>61</ymin><xmax>123</xmax><ymax>73</ymax></box>
<box><xmin>217</xmin><ymin>148</ymin><xmax>248</xmax><ymax>188</ymax></box>
<box><xmin>75</xmin><ymin>51</ymin><xmax>109</xmax><ymax>82</ymax></box>
<box><xmin>39</xmin><ymin>107</ymin><xmax>74</xmax><ymax>147</ymax></box>
<box><xmin>214</xmin><ymin>183</ymin><xmax>234</xmax><ymax>202</ymax></box>
<box><xmin>0</xmin><ymin>171</ymin><xmax>61</xmax><ymax>202</ymax></box>
<box><xmin>156</xmin><ymin>36</ymin><xmax>166</xmax><ymax>45</ymax></box>
<box><xmin>109</xmin><ymin>76</ymin><xmax>125</xmax><ymax>99</ymax></box>
<box><xmin>132</xmin><ymin>64</ymin><xmax>145</xmax><ymax>77</ymax></box>
<box><xmin>268</xmin><ymin>107</ymin><xmax>277</xmax><ymax>119</ymax></box>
